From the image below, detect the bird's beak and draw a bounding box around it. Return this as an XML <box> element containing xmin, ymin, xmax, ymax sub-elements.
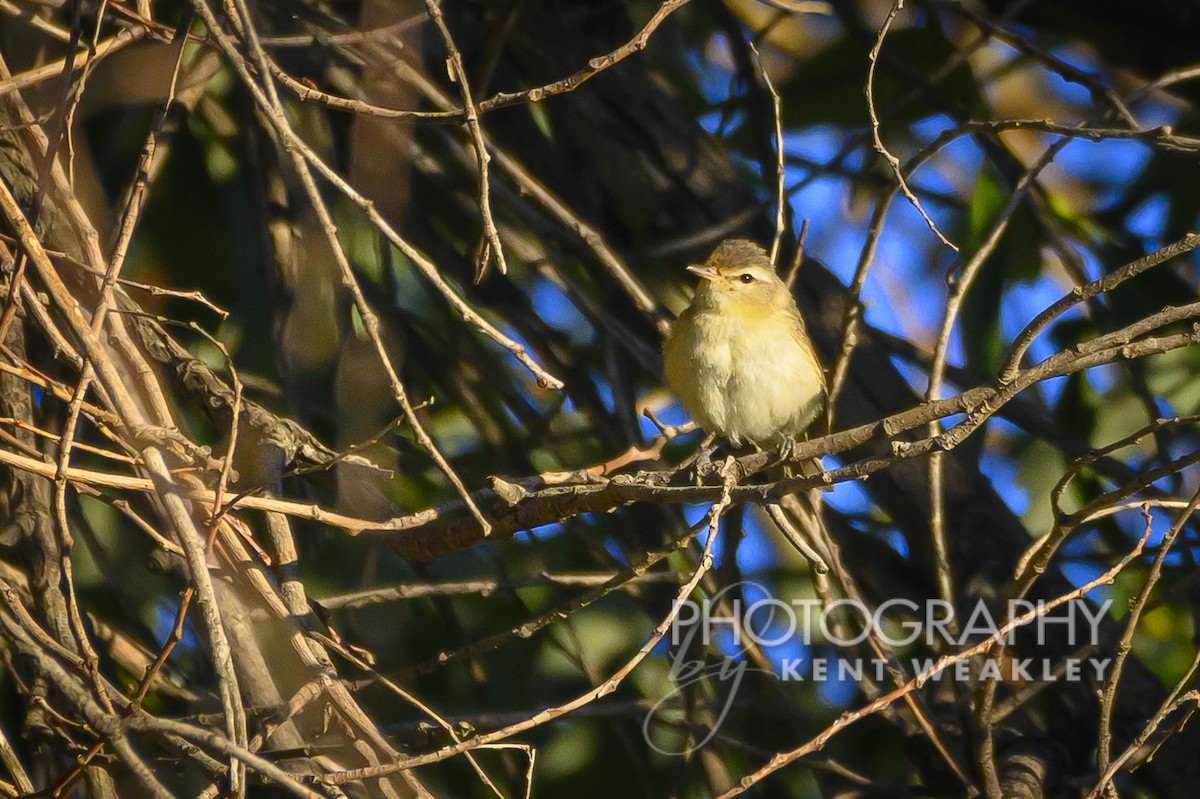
<box><xmin>686</xmin><ymin>265</ymin><xmax>719</xmax><ymax>281</ymax></box>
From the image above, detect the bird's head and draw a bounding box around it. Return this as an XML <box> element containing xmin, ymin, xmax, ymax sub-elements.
<box><xmin>687</xmin><ymin>239</ymin><xmax>792</xmax><ymax>316</ymax></box>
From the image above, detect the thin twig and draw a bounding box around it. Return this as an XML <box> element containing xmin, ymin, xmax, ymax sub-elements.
<box><xmin>924</xmin><ymin>139</ymin><xmax>1068</xmax><ymax>645</ymax></box>
<box><xmin>1</xmin><ymin>304</ymin><xmax>1195</xmax><ymax>549</ymax></box>
<box><xmin>0</xmin><ymin>25</ymin><xmax>147</xmax><ymax>100</ymax></box>
<box><xmin>765</xmin><ymin>502</ymin><xmax>828</xmax><ymax>573</ymax></box>
<box><xmin>475</xmin><ymin>0</ymin><xmax>695</xmax><ymax>114</ymax></box>
<box><xmin>391</xmin><ymin>57</ymin><xmax>665</xmax><ymax>333</ymax></box>
<box><xmin>748</xmin><ymin>42</ymin><xmax>787</xmax><ymax>267</ymax></box>
<box><xmin>320</xmin><ymin>457</ymin><xmax>735</xmax><ymax>786</ymax></box>
<box><xmin>194</xmin><ymin>0</ymin><xmax>498</xmax><ymax>536</ymax></box>
<box><xmin>423</xmin><ymin>0</ymin><xmax>507</xmax><ymax>280</ymax></box>
<box><xmin>784</xmin><ymin>218</ymin><xmax>808</xmax><ymax>290</ymax></box>
<box><xmin>866</xmin><ymin>0</ymin><xmax>958</xmax><ymax>252</ymax></box>
<box><xmin>1096</xmin><ymin>491</ymin><xmax>1200</xmax><ymax>780</ymax></box>
<box><xmin>712</xmin><ymin>519</ymin><xmax>1155</xmax><ymax>798</ymax></box>
<box><xmin>1000</xmin><ymin>232</ymin><xmax>1200</xmax><ymax>381</ymax></box>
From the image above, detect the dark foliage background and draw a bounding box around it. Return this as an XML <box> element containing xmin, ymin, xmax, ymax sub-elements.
<box><xmin>1</xmin><ymin>0</ymin><xmax>1199</xmax><ymax>797</ymax></box>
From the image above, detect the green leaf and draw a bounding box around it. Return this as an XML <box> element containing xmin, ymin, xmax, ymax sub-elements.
<box><xmin>960</xmin><ymin>169</ymin><xmax>1044</xmax><ymax>378</ymax></box>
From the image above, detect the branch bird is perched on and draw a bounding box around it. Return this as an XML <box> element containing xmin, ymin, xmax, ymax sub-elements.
<box><xmin>663</xmin><ymin>239</ymin><xmax>826</xmax><ymax>457</ymax></box>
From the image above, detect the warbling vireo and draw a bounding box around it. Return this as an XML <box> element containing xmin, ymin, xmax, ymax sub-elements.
<box><xmin>663</xmin><ymin>239</ymin><xmax>826</xmax><ymax>456</ymax></box>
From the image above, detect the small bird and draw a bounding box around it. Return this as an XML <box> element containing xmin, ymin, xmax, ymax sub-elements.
<box><xmin>663</xmin><ymin>239</ymin><xmax>826</xmax><ymax>456</ymax></box>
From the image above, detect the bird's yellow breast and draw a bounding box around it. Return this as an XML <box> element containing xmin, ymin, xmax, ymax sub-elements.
<box><xmin>664</xmin><ymin>304</ymin><xmax>824</xmax><ymax>446</ymax></box>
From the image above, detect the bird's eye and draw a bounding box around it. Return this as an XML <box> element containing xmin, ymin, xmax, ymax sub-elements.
<box><xmin>739</xmin><ymin>274</ymin><xmax>755</xmax><ymax>284</ymax></box>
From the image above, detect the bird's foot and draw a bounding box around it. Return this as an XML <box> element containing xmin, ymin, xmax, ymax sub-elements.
<box><xmin>769</xmin><ymin>436</ymin><xmax>832</xmax><ymax>490</ymax></box>
<box><xmin>761</xmin><ymin>435</ymin><xmax>798</xmax><ymax>473</ymax></box>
